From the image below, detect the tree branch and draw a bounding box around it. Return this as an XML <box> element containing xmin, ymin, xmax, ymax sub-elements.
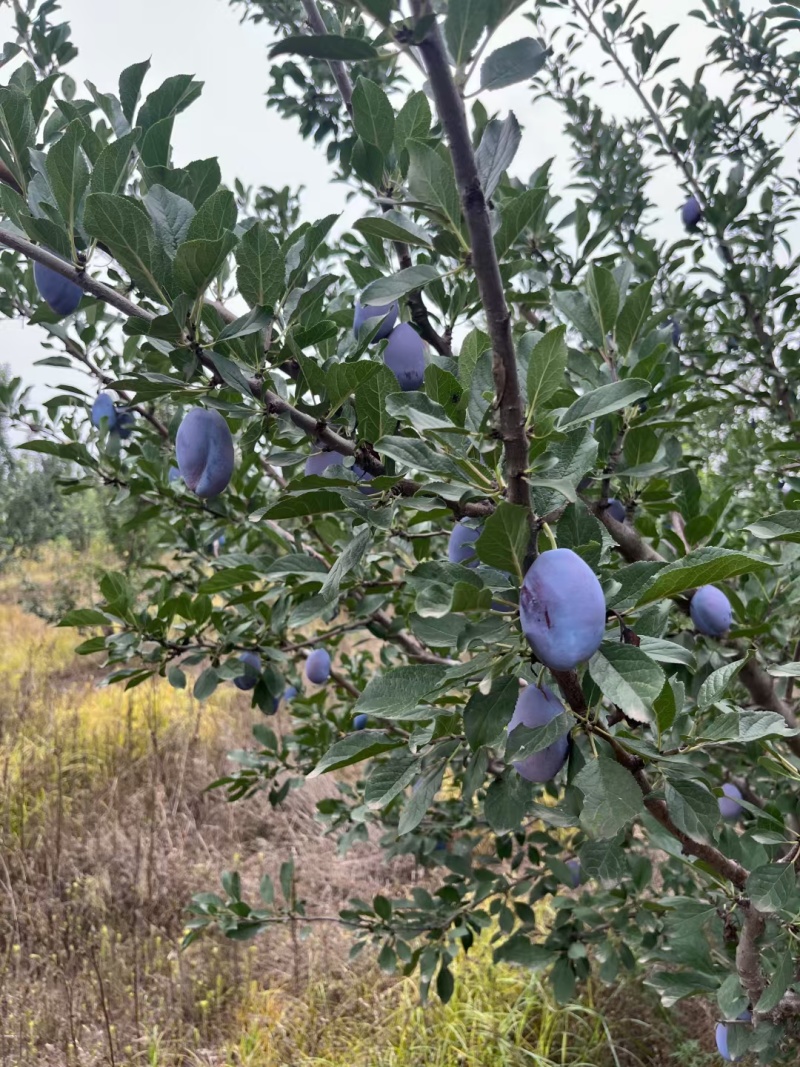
<box><xmin>300</xmin><ymin>0</ymin><xmax>354</xmax><ymax>114</ymax></box>
<box><xmin>411</xmin><ymin>6</ymin><xmax>531</xmax><ymax>521</ymax></box>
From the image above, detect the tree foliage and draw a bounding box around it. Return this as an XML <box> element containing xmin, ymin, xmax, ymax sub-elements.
<box><xmin>1</xmin><ymin>0</ymin><xmax>800</xmax><ymax>1059</ymax></box>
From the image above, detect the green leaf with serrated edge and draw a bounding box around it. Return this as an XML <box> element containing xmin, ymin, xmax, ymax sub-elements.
<box><xmin>484</xmin><ymin>772</ymin><xmax>533</xmax><ymax>833</ymax></box>
<box><xmin>551</xmin><ymin>289</ymin><xmax>604</xmax><ymax>347</ymax></box>
<box><xmin>263</xmin><ymin>491</ymin><xmax>346</xmax><ymax>520</ymax></box>
<box><xmin>755</xmin><ymin>948</ymin><xmax>794</xmax><ymax>1012</ymax></box>
<box><xmin>746</xmin><ymin>863</ymin><xmax>799</xmax><ymax>914</ymax></box>
<box><xmin>394</xmin><ymin>91</ymin><xmax>431</xmax><ymax>154</ymax></box>
<box><xmin>531</xmin><ymin>429</ymin><xmax>598</xmax><ymax>517</ymax></box>
<box><xmin>384</xmin><ymin>392</ymin><xmax>456</xmax><ymax>433</ymax></box>
<box><xmin>46</xmin><ymin>120</ymin><xmax>89</xmax><ymax>240</ymax></box>
<box><xmin>696</xmin><ymin>660</ymin><xmax>744</xmax><ymax>710</ymax></box>
<box><xmin>355</xmin><ymin>364</ymin><xmax>397</xmax><ymax>444</ymax></box>
<box><xmin>524</xmin><ymin>325</ymin><xmax>567</xmax><ymax>415</ymax></box>
<box><xmin>407</xmin><ymin>140</ymin><xmax>462</xmax><ymax>235</ymax></box>
<box><xmin>375</xmin><ymin>436</ymin><xmax>465</xmax><ymax>479</ymax></box>
<box><xmin>579</xmin><ymin>835</ymin><xmax>626</xmax><ymax>882</ymax></box>
<box><xmin>494</xmin><ymin>184</ymin><xmax>548</xmax><ymax>258</ymax></box>
<box><xmin>637</xmin><ymin>636</ymin><xmax>694</xmax><ymax>667</ymax></box>
<box><xmin>474</xmin><ymin>502</ymin><xmax>530</xmax><ymax>578</ymax></box>
<box><xmin>574</xmin><ymin>757</ymin><xmax>643</xmax><ymax>838</ymax></box>
<box><xmin>636</xmin><ymin>548</ymin><xmax>771</xmax><ymax>607</ymax></box>
<box><xmin>444</xmin><ymin>0</ymin><xmax>491</xmax><ymax>65</ymax></box>
<box><xmin>464</xmin><ymin>676</ymin><xmax>518</xmax><ymax>750</ymax></box>
<box><xmin>319</xmin><ymin>526</ymin><xmax>370</xmax><ymax>603</ymax></box>
<box><xmin>654</xmin><ymin>679</ymin><xmax>677</xmax><ymax>735</ymax></box>
<box><xmin>493</xmin><ymin>935</ymin><xmax>553</xmax><ymax>968</ymax></box>
<box><xmin>616</xmin><ymin>279</ymin><xmax>654</xmax><ymax>357</ymax></box>
<box><xmin>352</xmin><ymin>77</ymin><xmax>394</xmax><ymax>156</ymax></box>
<box><xmin>83</xmin><ymin>192</ymin><xmax>169</xmax><ymax>300</ymax></box>
<box><xmin>269</xmin><ymin>35</ymin><xmax>378</xmax><ymax>60</ymax></box>
<box><xmin>216</xmin><ymin>306</ymin><xmax>272</xmax><ymax>342</ymax></box>
<box><xmin>186</xmin><ymin>188</ymin><xmax>237</xmax><ymax>243</ymax></box>
<box><xmin>174</xmin><ymin>233</ymin><xmax>237</xmax><ymax>298</ymax></box>
<box><xmin>143</xmin><ymin>185</ymin><xmax>195</xmax><ymax>255</ymax></box>
<box><xmin>326</xmin><ymin>361</ymin><xmax>381</xmax><ymax>411</ymax></box>
<box><xmin>364</xmin><ymin>751</ymin><xmax>421</xmax><ymax>809</ymax></box>
<box><xmin>137</xmin><ymin>74</ymin><xmax>203</xmax><ymax>132</ymax></box>
<box><xmin>90</xmin><ymin>129</ymin><xmax>140</xmax><ymax>196</ymax></box>
<box><xmin>308</xmin><ymin>731</ymin><xmax>403</xmax><ymax>778</ymax></box>
<box><xmin>698</xmin><ymin>711</ymin><xmax>799</xmax><ymax>745</ymax></box>
<box><xmin>236</xmin><ymin>221</ymin><xmax>285</xmax><ymax>308</ymax></box>
<box><xmin>475</xmin><ymin>113</ymin><xmax>521</xmax><ymax>200</ymax></box>
<box><xmin>559</xmin><ymin>378</ymin><xmax>650</xmax><ymax>430</ymax></box>
<box><xmin>505</xmin><ymin>711</ymin><xmax>573</xmax><ymax>763</ymax></box>
<box><xmin>589</xmin><ymin>644</ymin><xmax>664</xmax><ymax>723</ymax></box>
<box><xmin>0</xmin><ymin>87</ymin><xmax>33</xmax><ymax>192</ymax></box>
<box><xmin>360</xmin><ymin>265</ymin><xmax>441</xmax><ymax>305</ymax></box>
<box><xmin>605</xmin><ymin>562</ymin><xmax>665</xmax><ymax>609</ymax></box>
<box><xmin>457</xmin><ymin>328</ymin><xmax>491</xmax><ymax>394</ymax></box>
<box><xmin>198</xmin><ymin>567</ymin><xmax>259</xmax><ymax>594</ymax></box>
<box><xmin>119</xmin><ymin>59</ymin><xmax>150</xmax><ymax>124</ymax></box>
<box><xmin>354</xmin><ymin>665</ymin><xmax>446</xmax><ymax>719</ymax></box>
<box><xmin>398</xmin><ymin>764</ymin><xmax>444</xmax><ymax>835</ymax></box>
<box><xmin>745</xmin><ymin>510</ymin><xmax>800</xmax><ymax>543</ymax></box>
<box><xmin>263</xmin><ymin>554</ymin><xmax>328</xmax><ymax>578</ymax></box>
<box><xmin>586</xmin><ymin>265</ymin><xmax>619</xmax><ymax>339</ymax></box>
<box><xmin>59</xmin><ymin>608</ymin><xmax>111</xmax><ymax>627</ymax></box>
<box><xmin>665</xmin><ymin>780</ymin><xmax>718</xmax><ymax>844</ymax></box>
<box><xmin>353</xmin><ymin>212</ymin><xmax>432</xmax><ymax>249</ymax></box>
<box><xmin>480</xmin><ymin>38</ymin><xmax>548</xmax><ymax>90</ymax></box>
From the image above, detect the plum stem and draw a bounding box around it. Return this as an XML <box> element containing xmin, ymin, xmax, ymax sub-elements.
<box><xmin>541</xmin><ymin>522</ymin><xmax>557</xmax><ymax>552</ymax></box>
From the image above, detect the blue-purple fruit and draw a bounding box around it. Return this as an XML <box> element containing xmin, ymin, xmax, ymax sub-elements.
<box><xmin>715</xmin><ymin>1012</ymin><xmax>751</xmax><ymax>1062</ymax></box>
<box><xmin>520</xmin><ymin>548</ymin><xmax>606</xmax><ymax>671</ymax></box>
<box><xmin>447</xmin><ymin>520</ymin><xmax>480</xmax><ymax>567</ymax></box>
<box><xmin>565</xmin><ymin>858</ymin><xmax>581</xmax><ymax>888</ymax></box>
<box><xmin>305</xmin><ymin>648</ymin><xmax>331</xmax><ymax>685</ymax></box>
<box><xmin>176</xmin><ymin>408</ymin><xmax>235</xmax><ymax>499</ymax></box>
<box><xmin>234</xmin><ymin>651</ymin><xmax>261</xmax><ymax>691</ymax></box>
<box><xmin>34</xmin><ymin>260</ymin><xmax>82</xmax><ymax>316</ymax></box>
<box><xmin>305</xmin><ymin>450</ymin><xmax>345</xmax><ymax>476</ymax></box>
<box><xmin>353</xmin><ymin>713</ymin><xmax>368</xmax><ymax>730</ymax></box>
<box><xmin>681</xmin><ymin>196</ymin><xmax>702</xmax><ymax>231</ymax></box>
<box><xmin>690</xmin><ymin>585</ymin><xmax>732</xmax><ymax>637</ymax></box>
<box><xmin>384</xmin><ymin>323</ymin><xmax>425</xmax><ymax>391</ymax></box>
<box><xmin>353</xmin><ymin>298</ymin><xmax>398</xmax><ymax>341</ymax></box>
<box><xmin>507</xmin><ymin>684</ymin><xmax>570</xmax><ymax>782</ymax></box>
<box><xmin>718</xmin><ymin>783</ymin><xmax>743</xmax><ymax>821</ymax></box>
<box><xmin>606</xmin><ymin>498</ymin><xmax>625</xmax><ymax>523</ymax></box>
<box><xmin>91</xmin><ymin>393</ymin><xmax>117</xmax><ymax>430</ymax></box>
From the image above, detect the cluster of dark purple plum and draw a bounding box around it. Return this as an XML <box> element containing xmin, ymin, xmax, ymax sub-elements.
<box><xmin>353</xmin><ymin>298</ymin><xmax>426</xmax><ymax>391</ymax></box>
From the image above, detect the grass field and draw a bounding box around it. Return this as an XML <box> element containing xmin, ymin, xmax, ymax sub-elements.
<box><xmin>0</xmin><ymin>544</ymin><xmax>721</xmax><ymax>1066</ymax></box>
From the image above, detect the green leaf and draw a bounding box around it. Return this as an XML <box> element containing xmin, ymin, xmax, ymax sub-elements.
<box><xmin>484</xmin><ymin>772</ymin><xmax>533</xmax><ymax>833</ymax></box>
<box><xmin>493</xmin><ymin>935</ymin><xmax>553</xmax><ymax>969</ymax></box>
<box><xmin>83</xmin><ymin>192</ymin><xmax>169</xmax><ymax>301</ymax></box>
<box><xmin>138</xmin><ymin>74</ymin><xmax>203</xmax><ymax>132</ymax></box>
<box><xmin>745</xmin><ymin>510</ymin><xmax>800</xmax><ymax>543</ymax></box>
<box><xmin>0</xmin><ymin>87</ymin><xmax>33</xmax><ymax>192</ymax></box>
<box><xmin>173</xmin><ymin>233</ymin><xmax>237</xmax><ymax>298</ymax></box>
<box><xmin>523</xmin><ymin>325</ymin><xmax>567</xmax><ymax>415</ymax></box>
<box><xmin>119</xmin><ymin>59</ymin><xmax>151</xmax><ymax>124</ymax></box>
<box><xmin>696</xmin><ymin>711</ymin><xmax>799</xmax><ymax>745</ymax></box>
<box><xmin>615</xmin><ymin>279</ymin><xmax>653</xmax><ymax>357</ymax></box>
<box><xmin>193</xmin><ymin>667</ymin><xmax>219</xmax><ymax>701</ymax></box>
<box><xmin>505</xmin><ymin>711</ymin><xmax>573</xmax><ymax>763</ymax></box>
<box><xmin>558</xmin><ymin>378</ymin><xmax>650</xmax><ymax>430</ymax></box>
<box><xmin>365</xmin><ymin>752</ymin><xmax>421</xmax><ymax>809</ymax></box>
<box><xmin>376</xmin><ymin>436</ymin><xmax>465</xmax><ymax>479</ymax></box>
<box><xmin>665</xmin><ymin>780</ymin><xmax>718</xmax><ymax>844</ymax></box>
<box><xmin>217</xmin><ymin>306</ymin><xmax>272</xmax><ymax>342</ymax></box>
<box><xmin>474</xmin><ymin>112</ymin><xmax>520</xmax><ymax>200</ymax></box>
<box><xmin>574</xmin><ymin>756</ymin><xmax>643</xmax><ymax>838</ymax></box>
<box><xmin>187</xmin><ymin>188</ymin><xmax>237</xmax><ymax>243</ymax></box>
<box><xmin>354</xmin><ymin>364</ymin><xmax>397</xmax><ymax>444</ymax></box>
<box><xmin>354</xmin><ymin>665</ymin><xmax>447</xmax><ymax>719</ymax></box>
<box><xmin>319</xmin><ymin>525</ymin><xmax>370</xmax><ymax>603</ymax></box>
<box><xmin>198</xmin><ymin>566</ymin><xmax>259</xmax><ymax>594</ymax></box>
<box><xmin>353</xmin><ymin>211</ymin><xmax>432</xmax><ymax>249</ymax></box>
<box><xmin>398</xmin><ymin>765</ymin><xmax>445</xmax><ymax>835</ymax></box>
<box><xmin>309</xmin><ymin>730</ymin><xmax>402</xmax><ymax>778</ymax></box>
<box><xmin>263</xmin><ymin>491</ymin><xmax>345</xmax><ymax>520</ymax></box>
<box><xmin>360</xmin><ymin>265</ymin><xmax>441</xmax><ymax>305</ymax></box>
<box><xmin>579</xmin><ymin>836</ymin><xmax>627</xmax><ymax>882</ymax></box>
<box><xmin>746</xmin><ymin>863</ymin><xmax>799</xmax><ymax>914</ymax></box>
<box><xmin>474</xmin><ymin>502</ymin><xmax>530</xmax><ymax>579</ymax></box>
<box><xmin>480</xmin><ymin>38</ymin><xmax>548</xmax><ymax>90</ymax></box>
<box><xmin>586</xmin><ymin>265</ymin><xmax>619</xmax><ymax>339</ymax></box>
<box><xmin>58</xmin><ymin>608</ymin><xmax>111</xmax><ymax>627</ymax></box>
<box><xmin>90</xmin><ymin>129</ymin><xmax>140</xmax><ymax>196</ymax></box>
<box><xmin>144</xmin><ymin>185</ymin><xmax>196</xmax><ymax>255</ymax></box>
<box><xmin>236</xmin><ymin>221</ymin><xmax>285</xmax><ymax>309</ymax></box>
<box><xmin>552</xmin><ymin>289</ymin><xmax>604</xmax><ymax>347</ymax></box>
<box><xmin>407</xmin><ymin>140</ymin><xmax>462</xmax><ymax>235</ymax></box>
<box><xmin>384</xmin><ymin>391</ymin><xmax>455</xmax><ymax>434</ymax></box>
<box><xmin>696</xmin><ymin>660</ymin><xmax>744</xmax><ymax>711</ymax></box>
<box><xmin>46</xmin><ymin>120</ymin><xmax>89</xmax><ymax>240</ymax></box>
<box><xmin>269</xmin><ymin>35</ymin><xmax>378</xmax><ymax>60</ymax></box>
<box><xmin>464</xmin><ymin>676</ymin><xmax>518</xmax><ymax>750</ymax></box>
<box><xmin>636</xmin><ymin>548</ymin><xmax>772</xmax><ymax>607</ymax></box>
<box><xmin>495</xmin><ymin>184</ymin><xmax>548</xmax><ymax>259</ymax></box>
<box><xmin>588</xmin><ymin>644</ymin><xmax>665</xmax><ymax>724</ymax></box>
<box><xmin>395</xmin><ymin>91</ymin><xmax>432</xmax><ymax>155</ymax></box>
<box><xmin>755</xmin><ymin>948</ymin><xmax>794</xmax><ymax>1013</ymax></box>
<box><xmin>352</xmin><ymin>77</ymin><xmax>394</xmax><ymax>156</ymax></box>
<box><xmin>444</xmin><ymin>0</ymin><xmax>491</xmax><ymax>65</ymax></box>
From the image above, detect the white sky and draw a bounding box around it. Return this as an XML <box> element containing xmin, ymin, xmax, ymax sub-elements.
<box><xmin>0</xmin><ymin>0</ymin><xmax>776</xmax><ymax>414</ymax></box>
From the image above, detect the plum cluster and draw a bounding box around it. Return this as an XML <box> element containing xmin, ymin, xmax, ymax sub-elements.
<box><xmin>91</xmin><ymin>393</ymin><xmax>134</xmax><ymax>441</ymax></box>
<box><xmin>354</xmin><ymin>299</ymin><xmax>425</xmax><ymax>391</ymax></box>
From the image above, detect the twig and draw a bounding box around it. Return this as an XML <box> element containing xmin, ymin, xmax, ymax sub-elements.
<box><xmin>300</xmin><ymin>0</ymin><xmax>354</xmax><ymax>114</ymax></box>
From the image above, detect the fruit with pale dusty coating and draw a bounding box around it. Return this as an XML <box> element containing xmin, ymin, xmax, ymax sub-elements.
<box><xmin>91</xmin><ymin>393</ymin><xmax>117</xmax><ymax>430</ymax></box>
<box><xmin>507</xmin><ymin>684</ymin><xmax>570</xmax><ymax>782</ymax></box>
<box><xmin>681</xmin><ymin>196</ymin><xmax>702</xmax><ymax>231</ymax></box>
<box><xmin>715</xmin><ymin>1011</ymin><xmax>751</xmax><ymax>1062</ymax></box>
<box><xmin>384</xmin><ymin>323</ymin><xmax>425</xmax><ymax>391</ymax></box>
<box><xmin>305</xmin><ymin>648</ymin><xmax>331</xmax><ymax>684</ymax></box>
<box><xmin>353</xmin><ymin>713</ymin><xmax>368</xmax><ymax>730</ymax></box>
<box><xmin>353</xmin><ymin>298</ymin><xmax>398</xmax><ymax>341</ymax></box>
<box><xmin>690</xmin><ymin>585</ymin><xmax>732</xmax><ymax>637</ymax></box>
<box><xmin>34</xmin><ymin>260</ymin><xmax>82</xmax><ymax>316</ymax></box>
<box><xmin>448</xmin><ymin>520</ymin><xmax>480</xmax><ymax>567</ymax></box>
<box><xmin>234</xmin><ymin>651</ymin><xmax>261</xmax><ymax>691</ymax></box>
<box><xmin>176</xmin><ymin>408</ymin><xmax>235</xmax><ymax>499</ymax></box>
<box><xmin>718</xmin><ymin>783</ymin><xmax>743</xmax><ymax>821</ymax></box>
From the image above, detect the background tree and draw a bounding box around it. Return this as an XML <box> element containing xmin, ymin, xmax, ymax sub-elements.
<box><xmin>1</xmin><ymin>0</ymin><xmax>800</xmax><ymax>1061</ymax></box>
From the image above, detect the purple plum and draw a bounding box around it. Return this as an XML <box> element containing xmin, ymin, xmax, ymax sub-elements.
<box><xmin>384</xmin><ymin>323</ymin><xmax>425</xmax><ymax>391</ymax></box>
<box><xmin>448</xmin><ymin>520</ymin><xmax>480</xmax><ymax>567</ymax></box>
<box><xmin>690</xmin><ymin>585</ymin><xmax>732</xmax><ymax>637</ymax></box>
<box><xmin>234</xmin><ymin>651</ymin><xmax>261</xmax><ymax>691</ymax></box>
<box><xmin>176</xmin><ymin>408</ymin><xmax>235</xmax><ymax>499</ymax></box>
<box><xmin>305</xmin><ymin>450</ymin><xmax>344</xmax><ymax>476</ymax></box>
<box><xmin>671</xmin><ymin>318</ymin><xmax>682</xmax><ymax>346</ymax></box>
<box><xmin>168</xmin><ymin>466</ymin><xmax>182</xmax><ymax>483</ymax></box>
<box><xmin>284</xmin><ymin>685</ymin><xmax>298</xmax><ymax>702</ymax></box>
<box><xmin>718</xmin><ymin>783</ymin><xmax>743</xmax><ymax>821</ymax></box>
<box><xmin>305</xmin><ymin>648</ymin><xmax>331</xmax><ymax>685</ymax></box>
<box><xmin>353</xmin><ymin>298</ymin><xmax>398</xmax><ymax>341</ymax></box>
<box><xmin>520</xmin><ymin>548</ymin><xmax>606</xmax><ymax>671</ymax></box>
<box><xmin>606</xmin><ymin>498</ymin><xmax>626</xmax><ymax>524</ymax></box>
<box><xmin>507</xmin><ymin>684</ymin><xmax>570</xmax><ymax>782</ymax></box>
<box><xmin>115</xmin><ymin>410</ymin><xmax>135</xmax><ymax>440</ymax></box>
<box><xmin>34</xmin><ymin>260</ymin><xmax>83</xmax><ymax>316</ymax></box>
<box><xmin>353</xmin><ymin>713</ymin><xmax>368</xmax><ymax>730</ymax></box>
<box><xmin>681</xmin><ymin>196</ymin><xmax>702</xmax><ymax>231</ymax></box>
<box><xmin>566</xmin><ymin>858</ymin><xmax>581</xmax><ymax>888</ymax></box>
<box><xmin>91</xmin><ymin>393</ymin><xmax>117</xmax><ymax>430</ymax></box>
<box><xmin>715</xmin><ymin>1012</ymin><xmax>751</xmax><ymax>1062</ymax></box>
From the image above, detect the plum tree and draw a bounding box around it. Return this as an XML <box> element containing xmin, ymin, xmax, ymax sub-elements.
<box><xmin>719</xmin><ymin>783</ymin><xmax>744</xmax><ymax>821</ymax></box>
<box><xmin>520</xmin><ymin>549</ymin><xmax>606</xmax><ymax>671</ymax></box>
<box><xmin>447</xmin><ymin>520</ymin><xmax>480</xmax><ymax>566</ymax></box>
<box><xmin>353</xmin><ymin>298</ymin><xmax>398</xmax><ymax>340</ymax></box>
<box><xmin>234</xmin><ymin>651</ymin><xmax>261</xmax><ymax>691</ymax></box>
<box><xmin>33</xmin><ymin>261</ymin><xmax>82</xmax><ymax>315</ymax></box>
<box><xmin>353</xmin><ymin>713</ymin><xmax>368</xmax><ymax>730</ymax></box>
<box><xmin>305</xmin><ymin>648</ymin><xmax>331</xmax><ymax>685</ymax></box>
<box><xmin>690</xmin><ymin>586</ymin><xmax>733</xmax><ymax>638</ymax></box>
<box><xmin>175</xmin><ymin>408</ymin><xmax>235</xmax><ymax>499</ymax></box>
<box><xmin>507</xmin><ymin>684</ymin><xmax>570</xmax><ymax>782</ymax></box>
<box><xmin>383</xmin><ymin>323</ymin><xmax>425</xmax><ymax>390</ymax></box>
<box><xmin>681</xmin><ymin>195</ymin><xmax>702</xmax><ymax>231</ymax></box>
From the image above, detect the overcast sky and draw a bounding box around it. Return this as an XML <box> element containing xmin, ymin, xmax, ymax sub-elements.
<box><xmin>0</xmin><ymin>0</ymin><xmax>773</xmax><ymax>415</ymax></box>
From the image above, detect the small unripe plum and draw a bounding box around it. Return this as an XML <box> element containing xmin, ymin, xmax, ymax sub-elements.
<box><xmin>305</xmin><ymin>450</ymin><xmax>344</xmax><ymax>476</ymax></box>
<box><xmin>520</xmin><ymin>548</ymin><xmax>606</xmax><ymax>671</ymax></box>
<box><xmin>176</xmin><ymin>408</ymin><xmax>235</xmax><ymax>498</ymax></box>
<box><xmin>34</xmin><ymin>260</ymin><xmax>82</xmax><ymax>316</ymax></box>
<box><xmin>681</xmin><ymin>196</ymin><xmax>702</xmax><ymax>231</ymax></box>
<box><xmin>715</xmin><ymin>1012</ymin><xmax>751</xmax><ymax>1062</ymax></box>
<box><xmin>353</xmin><ymin>713</ymin><xmax>368</xmax><ymax>730</ymax></box>
<box><xmin>566</xmin><ymin>858</ymin><xmax>581</xmax><ymax>888</ymax></box>
<box><xmin>91</xmin><ymin>393</ymin><xmax>117</xmax><ymax>430</ymax></box>
<box><xmin>353</xmin><ymin>298</ymin><xmax>398</xmax><ymax>341</ymax></box>
<box><xmin>507</xmin><ymin>684</ymin><xmax>570</xmax><ymax>782</ymax></box>
<box><xmin>384</xmin><ymin>323</ymin><xmax>425</xmax><ymax>391</ymax></box>
<box><xmin>690</xmin><ymin>585</ymin><xmax>732</xmax><ymax>637</ymax></box>
<box><xmin>448</xmin><ymin>520</ymin><xmax>480</xmax><ymax>567</ymax></box>
<box><xmin>234</xmin><ymin>651</ymin><xmax>261</xmax><ymax>691</ymax></box>
<box><xmin>718</xmin><ymin>783</ymin><xmax>743</xmax><ymax>821</ymax></box>
<box><xmin>606</xmin><ymin>498</ymin><xmax>626</xmax><ymax>524</ymax></box>
<box><xmin>305</xmin><ymin>648</ymin><xmax>331</xmax><ymax>685</ymax></box>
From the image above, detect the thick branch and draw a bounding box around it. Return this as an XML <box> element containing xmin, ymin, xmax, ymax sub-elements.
<box><xmin>300</xmin><ymin>0</ymin><xmax>354</xmax><ymax>114</ymax></box>
<box><xmin>412</xmin><ymin>9</ymin><xmax>531</xmax><ymax>518</ymax></box>
<box><xmin>736</xmin><ymin>904</ymin><xmax>766</xmax><ymax>1008</ymax></box>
